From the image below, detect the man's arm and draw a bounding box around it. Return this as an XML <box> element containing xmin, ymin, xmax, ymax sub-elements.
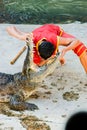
<box><xmin>6</xmin><ymin>26</ymin><xmax>30</xmax><ymax>41</ymax></box>
<box><xmin>59</xmin><ymin>37</ymin><xmax>80</xmax><ymax>58</ymax></box>
<box><xmin>59</xmin><ymin>37</ymin><xmax>87</xmax><ymax>73</ymax></box>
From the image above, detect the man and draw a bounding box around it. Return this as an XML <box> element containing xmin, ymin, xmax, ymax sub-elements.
<box><xmin>6</xmin><ymin>24</ymin><xmax>87</xmax><ymax>73</ymax></box>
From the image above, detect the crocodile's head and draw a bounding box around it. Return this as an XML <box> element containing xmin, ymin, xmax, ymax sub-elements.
<box><xmin>22</xmin><ymin>35</ymin><xmax>60</xmax><ymax>84</ymax></box>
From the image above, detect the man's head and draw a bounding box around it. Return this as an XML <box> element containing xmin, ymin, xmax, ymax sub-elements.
<box><xmin>38</xmin><ymin>40</ymin><xmax>55</xmax><ymax>60</ymax></box>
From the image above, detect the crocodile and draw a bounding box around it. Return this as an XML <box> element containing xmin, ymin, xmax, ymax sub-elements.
<box><xmin>0</xmin><ymin>36</ymin><xmax>60</xmax><ymax>111</ymax></box>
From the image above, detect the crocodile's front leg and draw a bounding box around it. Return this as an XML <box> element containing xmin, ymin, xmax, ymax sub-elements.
<box><xmin>9</xmin><ymin>73</ymin><xmax>39</xmax><ymax>111</ymax></box>
<box><xmin>9</xmin><ymin>93</ymin><xmax>38</xmax><ymax>111</ymax></box>
<box><xmin>10</xmin><ymin>95</ymin><xmax>38</xmax><ymax>111</ymax></box>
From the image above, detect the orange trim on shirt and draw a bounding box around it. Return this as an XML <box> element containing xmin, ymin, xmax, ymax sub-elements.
<box><xmin>54</xmin><ymin>36</ymin><xmax>60</xmax><ymax>54</ymax></box>
<box><xmin>59</xmin><ymin>28</ymin><xmax>64</xmax><ymax>36</ymax></box>
<box><xmin>36</xmin><ymin>38</ymin><xmax>46</xmax><ymax>52</ymax></box>
<box><xmin>55</xmin><ymin>28</ymin><xmax>63</xmax><ymax>53</ymax></box>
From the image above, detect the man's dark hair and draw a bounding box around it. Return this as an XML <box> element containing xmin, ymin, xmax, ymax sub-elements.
<box><xmin>38</xmin><ymin>41</ymin><xmax>55</xmax><ymax>60</ymax></box>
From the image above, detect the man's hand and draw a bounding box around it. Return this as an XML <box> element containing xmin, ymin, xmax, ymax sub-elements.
<box><xmin>26</xmin><ymin>33</ymin><xmax>33</xmax><ymax>43</ymax></box>
<box><xmin>58</xmin><ymin>48</ymin><xmax>66</xmax><ymax>65</ymax></box>
<box><xmin>59</xmin><ymin>57</ymin><xmax>65</xmax><ymax>65</ymax></box>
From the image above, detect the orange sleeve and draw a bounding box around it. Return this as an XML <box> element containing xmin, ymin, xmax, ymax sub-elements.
<box><xmin>73</xmin><ymin>43</ymin><xmax>87</xmax><ymax>57</ymax></box>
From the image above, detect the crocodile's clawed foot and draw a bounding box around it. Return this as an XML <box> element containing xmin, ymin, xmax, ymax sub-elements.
<box><xmin>10</xmin><ymin>101</ymin><xmax>39</xmax><ymax>111</ymax></box>
<box><xmin>9</xmin><ymin>95</ymin><xmax>39</xmax><ymax>111</ymax></box>
<box><xmin>25</xmin><ymin>102</ymin><xmax>39</xmax><ymax>111</ymax></box>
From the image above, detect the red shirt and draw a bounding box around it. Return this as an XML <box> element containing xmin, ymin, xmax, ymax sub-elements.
<box><xmin>32</xmin><ymin>24</ymin><xmax>63</xmax><ymax>64</ymax></box>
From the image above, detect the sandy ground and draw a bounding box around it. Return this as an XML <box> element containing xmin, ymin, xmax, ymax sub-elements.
<box><xmin>0</xmin><ymin>22</ymin><xmax>87</xmax><ymax>130</ymax></box>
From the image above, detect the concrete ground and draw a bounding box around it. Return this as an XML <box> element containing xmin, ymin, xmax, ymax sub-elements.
<box><xmin>0</xmin><ymin>23</ymin><xmax>87</xmax><ymax>130</ymax></box>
